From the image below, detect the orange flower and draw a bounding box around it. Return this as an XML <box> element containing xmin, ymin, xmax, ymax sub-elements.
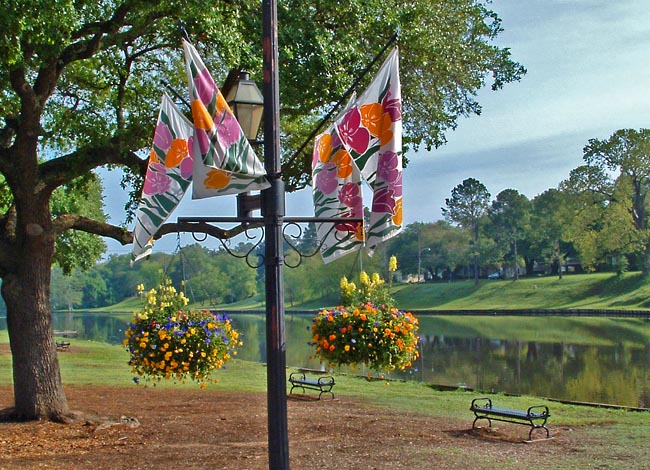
<box><xmin>191</xmin><ymin>100</ymin><xmax>214</xmax><ymax>130</ymax></box>
<box><xmin>204</xmin><ymin>169</ymin><xmax>231</xmax><ymax>189</ymax></box>
<box><xmin>165</xmin><ymin>139</ymin><xmax>189</xmax><ymax>168</ymax></box>
<box><xmin>331</xmin><ymin>149</ymin><xmax>353</xmax><ymax>178</ymax></box>
<box><xmin>216</xmin><ymin>92</ymin><xmax>232</xmax><ymax>115</ymax></box>
<box><xmin>149</xmin><ymin>148</ymin><xmax>159</xmax><ymax>164</ymax></box>
<box><xmin>316</xmin><ymin>133</ymin><xmax>333</xmax><ymax>163</ymax></box>
<box><xmin>379</xmin><ymin>113</ymin><xmax>394</xmax><ymax>146</ymax></box>
<box><xmin>360</xmin><ymin>102</ymin><xmax>383</xmax><ymax>137</ymax></box>
<box><xmin>391</xmin><ymin>198</ymin><xmax>403</xmax><ymax>225</ymax></box>
<box><xmin>329</xmin><ymin>345</ymin><xmax>335</xmax><ymax>351</ymax></box>
<box><xmin>354</xmin><ymin>223</ymin><xmax>366</xmax><ymax>241</ymax></box>
<box><xmin>360</xmin><ymin>313</ymin><xmax>367</xmax><ymax>321</ymax></box>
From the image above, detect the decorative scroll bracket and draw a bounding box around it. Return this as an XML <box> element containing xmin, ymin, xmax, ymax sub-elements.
<box><xmin>177</xmin><ymin>212</ymin><xmax>362</xmax><ymax>269</ymax></box>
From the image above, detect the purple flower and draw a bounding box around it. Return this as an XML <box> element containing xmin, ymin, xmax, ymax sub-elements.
<box><xmin>180</xmin><ymin>154</ymin><xmax>193</xmax><ymax>179</ymax></box>
<box><xmin>372</xmin><ymin>186</ymin><xmax>396</xmax><ymax>214</ymax></box>
<box><xmin>389</xmin><ymin>171</ymin><xmax>403</xmax><ymax>198</ymax></box>
<box><xmin>338</xmin><ymin>107</ymin><xmax>370</xmax><ymax>154</ymax></box>
<box><xmin>315</xmin><ymin>162</ymin><xmax>338</xmax><ymax>194</ymax></box>
<box><xmin>194</xmin><ymin>68</ymin><xmax>217</xmax><ymax>106</ymax></box>
<box><xmin>382</xmin><ymin>88</ymin><xmax>402</xmax><ymax>122</ymax></box>
<box><xmin>216</xmin><ymin>111</ymin><xmax>242</xmax><ymax>148</ymax></box>
<box><xmin>376</xmin><ymin>151</ymin><xmax>400</xmax><ymax>184</ymax></box>
<box><xmin>153</xmin><ymin>122</ymin><xmax>173</xmax><ymax>152</ymax></box>
<box><xmin>338</xmin><ymin>182</ymin><xmax>362</xmax><ymax>208</ymax></box>
<box><xmin>194</xmin><ymin>128</ymin><xmax>210</xmax><ymax>154</ymax></box>
<box><xmin>143</xmin><ymin>163</ymin><xmax>171</xmax><ymax>195</ymax></box>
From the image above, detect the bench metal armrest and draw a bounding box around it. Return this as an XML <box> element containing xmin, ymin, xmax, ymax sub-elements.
<box><xmin>317</xmin><ymin>376</ymin><xmax>334</xmax><ymax>385</ymax></box>
<box><xmin>289</xmin><ymin>372</ymin><xmax>306</xmax><ymax>382</ymax></box>
<box><xmin>470</xmin><ymin>397</ymin><xmax>492</xmax><ymax>410</ymax></box>
<box><xmin>527</xmin><ymin>405</ymin><xmax>550</xmax><ymax>418</ymax></box>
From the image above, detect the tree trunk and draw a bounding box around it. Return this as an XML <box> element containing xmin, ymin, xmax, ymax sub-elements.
<box><xmin>513</xmin><ymin>240</ymin><xmax>519</xmax><ymax>281</ymax></box>
<box><xmin>2</xmin><ymin>202</ymin><xmax>71</xmax><ymax>421</ymax></box>
<box><xmin>642</xmin><ymin>245</ymin><xmax>650</xmax><ymax>278</ymax></box>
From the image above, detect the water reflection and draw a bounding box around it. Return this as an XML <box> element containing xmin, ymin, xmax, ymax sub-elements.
<box><xmin>1</xmin><ymin>313</ymin><xmax>648</xmax><ymax>408</ymax></box>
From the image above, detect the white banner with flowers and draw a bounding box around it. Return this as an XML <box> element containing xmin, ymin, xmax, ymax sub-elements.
<box><xmin>182</xmin><ymin>40</ymin><xmax>270</xmax><ymax>199</ymax></box>
<box><xmin>334</xmin><ymin>46</ymin><xmax>403</xmax><ymax>249</ymax></box>
<box><xmin>132</xmin><ymin>93</ymin><xmax>194</xmax><ymax>263</ymax></box>
<box><xmin>312</xmin><ymin>123</ymin><xmax>365</xmax><ymax>263</ymax></box>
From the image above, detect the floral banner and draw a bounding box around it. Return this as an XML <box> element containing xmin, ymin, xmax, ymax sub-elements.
<box><xmin>312</xmin><ymin>123</ymin><xmax>365</xmax><ymax>263</ymax></box>
<box><xmin>132</xmin><ymin>93</ymin><xmax>194</xmax><ymax>263</ymax></box>
<box><xmin>334</xmin><ymin>46</ymin><xmax>403</xmax><ymax>249</ymax></box>
<box><xmin>182</xmin><ymin>40</ymin><xmax>270</xmax><ymax>199</ymax></box>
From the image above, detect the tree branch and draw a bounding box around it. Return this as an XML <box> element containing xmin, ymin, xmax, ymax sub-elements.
<box><xmin>39</xmin><ymin>145</ymin><xmax>148</xmax><ymax>192</ymax></box>
<box><xmin>52</xmin><ymin>214</ymin><xmax>260</xmax><ymax>247</ymax></box>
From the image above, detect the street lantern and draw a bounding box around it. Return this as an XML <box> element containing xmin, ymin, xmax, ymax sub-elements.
<box><xmin>225</xmin><ymin>71</ymin><xmax>264</xmax><ymax>141</ymax></box>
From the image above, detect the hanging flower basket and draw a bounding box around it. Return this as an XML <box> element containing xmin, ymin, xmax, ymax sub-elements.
<box><xmin>311</xmin><ymin>302</ymin><xmax>419</xmax><ymax>372</ymax></box>
<box><xmin>124</xmin><ymin>279</ymin><xmax>241</xmax><ymax>387</ymax></box>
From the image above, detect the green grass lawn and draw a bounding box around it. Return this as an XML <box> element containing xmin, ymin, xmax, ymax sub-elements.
<box><xmin>89</xmin><ymin>272</ymin><xmax>650</xmax><ymax>314</ymax></box>
<box><xmin>391</xmin><ymin>271</ymin><xmax>650</xmax><ymax>311</ymax></box>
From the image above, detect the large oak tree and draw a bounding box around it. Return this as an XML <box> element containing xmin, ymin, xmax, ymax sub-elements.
<box><xmin>0</xmin><ymin>0</ymin><xmax>524</xmax><ymax>421</ymax></box>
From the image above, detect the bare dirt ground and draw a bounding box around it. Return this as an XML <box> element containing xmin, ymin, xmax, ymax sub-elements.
<box><xmin>0</xmin><ymin>384</ymin><xmax>585</xmax><ymax>470</ymax></box>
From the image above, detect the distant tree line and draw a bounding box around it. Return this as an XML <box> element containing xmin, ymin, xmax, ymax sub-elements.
<box><xmin>51</xmin><ymin>128</ymin><xmax>650</xmax><ymax>310</ymax></box>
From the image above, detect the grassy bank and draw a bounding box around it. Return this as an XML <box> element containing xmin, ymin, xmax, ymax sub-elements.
<box><xmin>91</xmin><ymin>271</ymin><xmax>650</xmax><ymax>314</ymax></box>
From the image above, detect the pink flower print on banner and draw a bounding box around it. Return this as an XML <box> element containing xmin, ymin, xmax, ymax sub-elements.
<box><xmin>194</xmin><ymin>68</ymin><xmax>217</xmax><ymax>106</ymax></box>
<box><xmin>180</xmin><ymin>155</ymin><xmax>193</xmax><ymax>180</ymax></box>
<box><xmin>372</xmin><ymin>186</ymin><xmax>397</xmax><ymax>215</ymax></box>
<box><xmin>376</xmin><ymin>151</ymin><xmax>400</xmax><ymax>184</ymax></box>
<box><xmin>216</xmin><ymin>111</ymin><xmax>242</xmax><ymax>148</ymax></box>
<box><xmin>153</xmin><ymin>122</ymin><xmax>173</xmax><ymax>151</ymax></box>
<box><xmin>391</xmin><ymin>171</ymin><xmax>403</xmax><ymax>198</ymax></box>
<box><xmin>143</xmin><ymin>163</ymin><xmax>172</xmax><ymax>195</ymax></box>
<box><xmin>315</xmin><ymin>162</ymin><xmax>338</xmax><ymax>195</ymax></box>
<box><xmin>338</xmin><ymin>107</ymin><xmax>370</xmax><ymax>154</ymax></box>
<box><xmin>382</xmin><ymin>88</ymin><xmax>402</xmax><ymax>123</ymax></box>
<box><xmin>334</xmin><ymin>205</ymin><xmax>364</xmax><ymax>234</ymax></box>
<box><xmin>193</xmin><ymin>128</ymin><xmax>210</xmax><ymax>154</ymax></box>
<box><xmin>338</xmin><ymin>182</ymin><xmax>362</xmax><ymax>208</ymax></box>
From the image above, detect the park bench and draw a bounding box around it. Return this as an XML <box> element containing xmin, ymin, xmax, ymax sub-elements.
<box><xmin>56</xmin><ymin>341</ymin><xmax>71</xmax><ymax>352</ymax></box>
<box><xmin>288</xmin><ymin>372</ymin><xmax>335</xmax><ymax>400</ymax></box>
<box><xmin>470</xmin><ymin>397</ymin><xmax>551</xmax><ymax>440</ymax></box>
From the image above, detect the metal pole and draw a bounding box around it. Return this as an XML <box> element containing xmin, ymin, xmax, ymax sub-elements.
<box><xmin>262</xmin><ymin>1</ymin><xmax>290</xmax><ymax>469</ymax></box>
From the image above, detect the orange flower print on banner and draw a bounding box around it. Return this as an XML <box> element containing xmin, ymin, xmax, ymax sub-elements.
<box><xmin>317</xmin><ymin>133</ymin><xmax>333</xmax><ymax>163</ymax></box>
<box><xmin>216</xmin><ymin>92</ymin><xmax>232</xmax><ymax>115</ymax></box>
<box><xmin>360</xmin><ymin>102</ymin><xmax>383</xmax><ymax>137</ymax></box>
<box><xmin>204</xmin><ymin>168</ymin><xmax>232</xmax><ymax>189</ymax></box>
<box><xmin>165</xmin><ymin>139</ymin><xmax>189</xmax><ymax>168</ymax></box>
<box><xmin>354</xmin><ymin>222</ymin><xmax>366</xmax><ymax>241</ymax></box>
<box><xmin>148</xmin><ymin>148</ymin><xmax>159</xmax><ymax>165</ymax></box>
<box><xmin>392</xmin><ymin>198</ymin><xmax>403</xmax><ymax>226</ymax></box>
<box><xmin>331</xmin><ymin>149</ymin><xmax>353</xmax><ymax>178</ymax></box>
<box><xmin>379</xmin><ymin>113</ymin><xmax>394</xmax><ymax>147</ymax></box>
<box><xmin>190</xmin><ymin>100</ymin><xmax>214</xmax><ymax>130</ymax></box>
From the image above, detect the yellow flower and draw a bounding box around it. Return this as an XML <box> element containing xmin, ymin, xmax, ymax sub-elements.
<box><xmin>388</xmin><ymin>256</ymin><xmax>398</xmax><ymax>272</ymax></box>
<box><xmin>359</xmin><ymin>271</ymin><xmax>370</xmax><ymax>286</ymax></box>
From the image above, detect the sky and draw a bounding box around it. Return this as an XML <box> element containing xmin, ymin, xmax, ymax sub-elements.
<box><xmin>102</xmin><ymin>0</ymin><xmax>650</xmax><ymax>256</ymax></box>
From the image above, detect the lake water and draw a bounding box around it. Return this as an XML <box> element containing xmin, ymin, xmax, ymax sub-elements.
<box><xmin>2</xmin><ymin>312</ymin><xmax>649</xmax><ymax>408</ymax></box>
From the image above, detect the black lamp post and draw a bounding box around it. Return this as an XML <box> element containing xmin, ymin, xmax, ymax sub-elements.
<box><xmin>177</xmin><ymin>3</ymin><xmax>363</xmax><ymax>467</ymax></box>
